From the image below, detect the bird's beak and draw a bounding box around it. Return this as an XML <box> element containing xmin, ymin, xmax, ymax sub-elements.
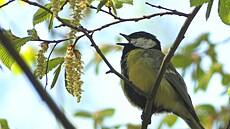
<box><xmin>120</xmin><ymin>33</ymin><xmax>130</xmax><ymax>41</ymax></box>
<box><xmin>116</xmin><ymin>43</ymin><xmax>128</xmax><ymax>46</ymax></box>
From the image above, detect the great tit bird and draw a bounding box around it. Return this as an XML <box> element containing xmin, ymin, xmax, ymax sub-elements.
<box><xmin>117</xmin><ymin>31</ymin><xmax>204</xmax><ymax>129</ymax></box>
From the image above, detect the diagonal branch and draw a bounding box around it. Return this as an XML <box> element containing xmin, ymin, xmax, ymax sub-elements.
<box><xmin>0</xmin><ymin>29</ymin><xmax>76</xmax><ymax>129</ymax></box>
<box><xmin>141</xmin><ymin>5</ymin><xmax>202</xmax><ymax>129</ymax></box>
<box><xmin>0</xmin><ymin>0</ymin><xmax>15</xmax><ymax>8</ymax></box>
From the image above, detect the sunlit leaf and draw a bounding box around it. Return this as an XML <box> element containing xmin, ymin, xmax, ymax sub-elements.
<box><xmin>0</xmin><ymin>0</ymin><xmax>6</xmax><ymax>7</ymax></box>
<box><xmin>228</xmin><ymin>87</ymin><xmax>230</xmax><ymax>96</ymax></box>
<box><xmin>218</xmin><ymin>0</ymin><xmax>230</xmax><ymax>25</ymax></box>
<box><xmin>11</xmin><ymin>46</ymin><xmax>36</xmax><ymax>74</ymax></box>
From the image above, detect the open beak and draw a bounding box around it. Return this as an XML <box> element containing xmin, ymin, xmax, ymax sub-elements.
<box><xmin>120</xmin><ymin>33</ymin><xmax>130</xmax><ymax>41</ymax></box>
<box><xmin>117</xmin><ymin>33</ymin><xmax>130</xmax><ymax>46</ymax></box>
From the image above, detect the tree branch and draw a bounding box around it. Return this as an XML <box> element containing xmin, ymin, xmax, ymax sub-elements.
<box><xmin>146</xmin><ymin>2</ymin><xmax>188</xmax><ymax>17</ymax></box>
<box><xmin>141</xmin><ymin>6</ymin><xmax>202</xmax><ymax>129</ymax></box>
<box><xmin>0</xmin><ymin>0</ymin><xmax>15</xmax><ymax>9</ymax></box>
<box><xmin>0</xmin><ymin>29</ymin><xmax>76</xmax><ymax>129</ymax></box>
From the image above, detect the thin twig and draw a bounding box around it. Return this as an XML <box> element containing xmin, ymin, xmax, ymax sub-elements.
<box><xmin>141</xmin><ymin>6</ymin><xmax>202</xmax><ymax>129</ymax></box>
<box><xmin>89</xmin><ymin>11</ymin><xmax>186</xmax><ymax>33</ymax></box>
<box><xmin>0</xmin><ymin>0</ymin><xmax>15</xmax><ymax>8</ymax></box>
<box><xmin>88</xmin><ymin>5</ymin><xmax>121</xmax><ymax>20</ymax></box>
<box><xmin>45</xmin><ymin>43</ymin><xmax>59</xmax><ymax>89</ymax></box>
<box><xmin>32</xmin><ymin>38</ymin><xmax>70</xmax><ymax>44</ymax></box>
<box><xmin>146</xmin><ymin>2</ymin><xmax>189</xmax><ymax>17</ymax></box>
<box><xmin>0</xmin><ymin>29</ymin><xmax>76</xmax><ymax>129</ymax></box>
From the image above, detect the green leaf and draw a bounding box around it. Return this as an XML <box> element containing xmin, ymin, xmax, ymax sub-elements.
<box><xmin>85</xmin><ymin>44</ymin><xmax>121</xmax><ymax>74</ymax></box>
<box><xmin>48</xmin><ymin>15</ymin><xmax>54</xmax><ymax>31</ymax></box>
<box><xmin>50</xmin><ymin>62</ymin><xmax>63</xmax><ymax>89</ymax></box>
<box><xmin>46</xmin><ymin>57</ymin><xmax>64</xmax><ymax>73</ymax></box>
<box><xmin>74</xmin><ymin>110</ymin><xmax>92</xmax><ymax>118</ymax></box>
<box><xmin>97</xmin><ymin>0</ymin><xmax>108</xmax><ymax>13</ymax></box>
<box><xmin>195</xmin><ymin>68</ymin><xmax>213</xmax><ymax>91</ymax></box>
<box><xmin>206</xmin><ymin>0</ymin><xmax>214</xmax><ymax>20</ymax></box>
<box><xmin>126</xmin><ymin>124</ymin><xmax>141</xmax><ymax>129</ymax></box>
<box><xmin>99</xmin><ymin>108</ymin><xmax>115</xmax><ymax>118</ymax></box>
<box><xmin>190</xmin><ymin>0</ymin><xmax>210</xmax><ymax>6</ymax></box>
<box><xmin>157</xmin><ymin>115</ymin><xmax>178</xmax><ymax>128</ymax></box>
<box><xmin>33</xmin><ymin>3</ymin><xmax>52</xmax><ymax>26</ymax></box>
<box><xmin>172</xmin><ymin>54</ymin><xmax>193</xmax><ymax>68</ymax></box>
<box><xmin>222</xmin><ymin>74</ymin><xmax>230</xmax><ymax>86</ymax></box>
<box><xmin>0</xmin><ymin>119</ymin><xmax>10</xmax><ymax>129</ymax></box>
<box><xmin>218</xmin><ymin>0</ymin><xmax>230</xmax><ymax>25</ymax></box>
<box><xmin>0</xmin><ymin>36</ymin><xmax>32</xmax><ymax>69</ymax></box>
<box><xmin>196</xmin><ymin>104</ymin><xmax>216</xmax><ymax>128</ymax></box>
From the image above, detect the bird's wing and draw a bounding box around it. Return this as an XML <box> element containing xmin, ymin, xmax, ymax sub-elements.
<box><xmin>164</xmin><ymin>63</ymin><xmax>200</xmax><ymax>122</ymax></box>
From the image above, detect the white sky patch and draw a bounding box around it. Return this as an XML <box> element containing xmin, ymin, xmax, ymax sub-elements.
<box><xmin>131</xmin><ymin>38</ymin><xmax>157</xmax><ymax>49</ymax></box>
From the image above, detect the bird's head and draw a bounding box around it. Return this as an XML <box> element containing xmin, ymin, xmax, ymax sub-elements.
<box><xmin>117</xmin><ymin>31</ymin><xmax>161</xmax><ymax>50</ymax></box>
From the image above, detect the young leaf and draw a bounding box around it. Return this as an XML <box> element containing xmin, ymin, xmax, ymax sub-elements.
<box><xmin>99</xmin><ymin>108</ymin><xmax>115</xmax><ymax>118</ymax></box>
<box><xmin>74</xmin><ymin>110</ymin><xmax>92</xmax><ymax>118</ymax></box>
<box><xmin>48</xmin><ymin>15</ymin><xmax>54</xmax><ymax>31</ymax></box>
<box><xmin>157</xmin><ymin>115</ymin><xmax>178</xmax><ymax>128</ymax></box>
<box><xmin>46</xmin><ymin>57</ymin><xmax>64</xmax><ymax>73</ymax></box>
<box><xmin>97</xmin><ymin>0</ymin><xmax>108</xmax><ymax>13</ymax></box>
<box><xmin>50</xmin><ymin>62</ymin><xmax>63</xmax><ymax>89</ymax></box>
<box><xmin>190</xmin><ymin>0</ymin><xmax>210</xmax><ymax>6</ymax></box>
<box><xmin>218</xmin><ymin>0</ymin><xmax>230</xmax><ymax>25</ymax></box>
<box><xmin>33</xmin><ymin>3</ymin><xmax>52</xmax><ymax>26</ymax></box>
<box><xmin>206</xmin><ymin>0</ymin><xmax>214</xmax><ymax>20</ymax></box>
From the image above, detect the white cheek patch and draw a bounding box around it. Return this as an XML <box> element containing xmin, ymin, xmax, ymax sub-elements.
<box><xmin>131</xmin><ymin>38</ymin><xmax>157</xmax><ymax>49</ymax></box>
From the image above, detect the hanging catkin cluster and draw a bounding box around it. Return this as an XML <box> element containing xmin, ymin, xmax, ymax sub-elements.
<box><xmin>64</xmin><ymin>44</ymin><xmax>84</xmax><ymax>103</ymax></box>
<box><xmin>68</xmin><ymin>0</ymin><xmax>87</xmax><ymax>41</ymax></box>
<box><xmin>34</xmin><ymin>42</ymin><xmax>48</xmax><ymax>79</ymax></box>
<box><xmin>51</xmin><ymin>0</ymin><xmax>60</xmax><ymax>17</ymax></box>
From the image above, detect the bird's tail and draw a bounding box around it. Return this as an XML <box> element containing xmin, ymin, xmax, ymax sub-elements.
<box><xmin>184</xmin><ymin>114</ymin><xmax>205</xmax><ymax>129</ymax></box>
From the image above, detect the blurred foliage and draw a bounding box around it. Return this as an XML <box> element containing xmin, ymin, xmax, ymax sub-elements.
<box><xmin>85</xmin><ymin>44</ymin><xmax>122</xmax><ymax>74</ymax></box>
<box><xmin>0</xmin><ymin>119</ymin><xmax>10</xmax><ymax>129</ymax></box>
<box><xmin>74</xmin><ymin>108</ymin><xmax>141</xmax><ymax>129</ymax></box>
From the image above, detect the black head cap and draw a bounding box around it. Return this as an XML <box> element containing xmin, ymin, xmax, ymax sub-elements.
<box><xmin>119</xmin><ymin>31</ymin><xmax>161</xmax><ymax>50</ymax></box>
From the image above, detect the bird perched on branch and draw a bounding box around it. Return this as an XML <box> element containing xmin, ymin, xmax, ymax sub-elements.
<box><xmin>117</xmin><ymin>31</ymin><xmax>204</xmax><ymax>129</ymax></box>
